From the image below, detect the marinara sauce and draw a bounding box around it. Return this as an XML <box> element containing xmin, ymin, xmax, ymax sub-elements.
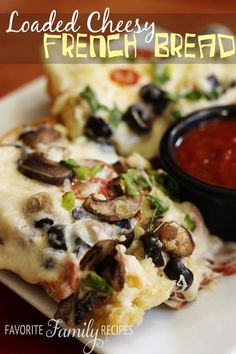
<box><xmin>175</xmin><ymin>120</ymin><xmax>236</xmax><ymax>189</ymax></box>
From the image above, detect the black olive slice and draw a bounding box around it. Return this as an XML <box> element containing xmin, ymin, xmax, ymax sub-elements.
<box><xmin>55</xmin><ymin>290</ymin><xmax>105</xmax><ymax>326</ymax></box>
<box><xmin>118</xmin><ymin>231</ymin><xmax>134</xmax><ymax>249</ymax></box>
<box><xmin>48</xmin><ymin>225</ymin><xmax>67</xmax><ymax>251</ymax></box>
<box><xmin>140</xmin><ymin>84</ymin><xmax>165</xmax><ymax>102</ymax></box>
<box><xmin>140</xmin><ymin>232</ymin><xmax>165</xmax><ymax>267</ymax></box>
<box><xmin>72</xmin><ymin>207</ymin><xmax>90</xmax><ymax>221</ymax></box>
<box><xmin>123</xmin><ymin>103</ymin><xmax>152</xmax><ymax>133</ymax></box>
<box><xmin>73</xmin><ymin>236</ymin><xmax>90</xmax><ymax>253</ymax></box>
<box><xmin>74</xmin><ymin>291</ymin><xmax>105</xmax><ymax>325</ymax></box>
<box><xmin>35</xmin><ymin>218</ymin><xmax>54</xmax><ymax>229</ymax></box>
<box><xmin>42</xmin><ymin>257</ymin><xmax>56</xmax><ymax>270</ymax></box>
<box><xmin>85</xmin><ymin>116</ymin><xmax>112</xmax><ymax>141</ymax></box>
<box><xmin>164</xmin><ymin>257</ymin><xmax>194</xmax><ymax>290</ymax></box>
<box><xmin>140</xmin><ymin>84</ymin><xmax>170</xmax><ymax>114</ymax></box>
<box><xmin>114</xmin><ymin>219</ymin><xmax>131</xmax><ymax>229</ymax></box>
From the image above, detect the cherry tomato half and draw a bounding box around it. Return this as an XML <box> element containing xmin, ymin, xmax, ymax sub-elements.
<box><xmin>110</xmin><ymin>68</ymin><xmax>139</xmax><ymax>86</ymax></box>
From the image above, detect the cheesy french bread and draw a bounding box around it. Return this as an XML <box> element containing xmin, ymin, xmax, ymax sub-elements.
<box><xmin>0</xmin><ymin>120</ymin><xmax>234</xmax><ymax>333</ymax></box>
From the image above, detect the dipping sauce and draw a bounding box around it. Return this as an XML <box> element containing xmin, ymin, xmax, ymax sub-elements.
<box><xmin>175</xmin><ymin>119</ymin><xmax>236</xmax><ymax>189</ymax></box>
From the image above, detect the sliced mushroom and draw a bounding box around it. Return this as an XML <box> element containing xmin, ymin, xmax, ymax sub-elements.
<box><xmin>80</xmin><ymin>239</ymin><xmax>125</xmax><ymax>292</ymax></box>
<box><xmin>156</xmin><ymin>221</ymin><xmax>195</xmax><ymax>258</ymax></box>
<box><xmin>83</xmin><ymin>193</ymin><xmax>141</xmax><ymax>222</ymax></box>
<box><xmin>18</xmin><ymin>153</ymin><xmax>75</xmax><ymax>185</ymax></box>
<box><xmin>19</xmin><ymin>126</ymin><xmax>61</xmax><ymax>148</ymax></box>
<box><xmin>55</xmin><ymin>240</ymin><xmax>125</xmax><ymax>325</ymax></box>
<box><xmin>26</xmin><ymin>192</ymin><xmax>54</xmax><ymax>213</ymax></box>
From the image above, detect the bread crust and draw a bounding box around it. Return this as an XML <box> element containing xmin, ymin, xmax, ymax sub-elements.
<box><xmin>0</xmin><ymin>116</ymin><xmax>59</xmax><ymax>143</ymax></box>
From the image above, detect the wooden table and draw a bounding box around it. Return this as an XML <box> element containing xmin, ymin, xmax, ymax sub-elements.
<box><xmin>1</xmin><ymin>0</ymin><xmax>236</xmax><ymax>96</ymax></box>
<box><xmin>1</xmin><ymin>1</ymin><xmax>236</xmax><ymax>353</ymax></box>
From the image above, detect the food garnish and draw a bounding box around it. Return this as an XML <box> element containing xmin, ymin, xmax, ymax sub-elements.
<box><xmin>123</xmin><ymin>103</ymin><xmax>152</xmax><ymax>133</ymax></box>
<box><xmin>184</xmin><ymin>214</ymin><xmax>196</xmax><ymax>232</ymax></box>
<box><xmin>140</xmin><ymin>232</ymin><xmax>165</xmax><ymax>267</ymax></box>
<box><xmin>164</xmin><ymin>257</ymin><xmax>194</xmax><ymax>290</ymax></box>
<box><xmin>156</xmin><ymin>221</ymin><xmax>195</xmax><ymax>258</ymax></box>
<box><xmin>61</xmin><ymin>191</ymin><xmax>75</xmax><ymax>211</ymax></box>
<box><xmin>84</xmin><ymin>271</ymin><xmax>114</xmax><ymax>296</ymax></box>
<box><xmin>48</xmin><ymin>225</ymin><xmax>67</xmax><ymax>251</ymax></box>
<box><xmin>18</xmin><ymin>153</ymin><xmax>75</xmax><ymax>185</ymax></box>
<box><xmin>19</xmin><ymin>126</ymin><xmax>61</xmax><ymax>148</ymax></box>
<box><xmin>83</xmin><ymin>193</ymin><xmax>141</xmax><ymax>221</ymax></box>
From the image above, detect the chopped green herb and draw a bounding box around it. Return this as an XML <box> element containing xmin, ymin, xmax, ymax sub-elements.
<box><xmin>184</xmin><ymin>90</ymin><xmax>204</xmax><ymax>101</ymax></box>
<box><xmin>184</xmin><ymin>214</ymin><xmax>196</xmax><ymax>232</ymax></box>
<box><xmin>84</xmin><ymin>272</ymin><xmax>113</xmax><ymax>296</ymax></box>
<box><xmin>109</xmin><ymin>105</ymin><xmax>123</xmax><ymax>128</ymax></box>
<box><xmin>147</xmin><ymin>194</ymin><xmax>169</xmax><ymax>231</ymax></box>
<box><xmin>153</xmin><ymin>171</ymin><xmax>180</xmax><ymax>201</ymax></box>
<box><xmin>61</xmin><ymin>191</ymin><xmax>75</xmax><ymax>211</ymax></box>
<box><xmin>80</xmin><ymin>86</ymin><xmax>100</xmax><ymax>113</ymax></box>
<box><xmin>147</xmin><ymin>195</ymin><xmax>169</xmax><ymax>217</ymax></box>
<box><xmin>121</xmin><ymin>172</ymin><xmax>139</xmax><ymax>196</ymax></box>
<box><xmin>60</xmin><ymin>159</ymin><xmax>103</xmax><ymax>181</ymax></box>
<box><xmin>165</xmin><ymin>92</ymin><xmax>181</xmax><ymax>103</ymax></box>
<box><xmin>205</xmin><ymin>89</ymin><xmax>220</xmax><ymax>101</ymax></box>
<box><xmin>90</xmin><ymin>164</ymin><xmax>103</xmax><ymax>177</ymax></box>
<box><xmin>80</xmin><ymin>86</ymin><xmax>124</xmax><ymax>127</ymax></box>
<box><xmin>183</xmin><ymin>89</ymin><xmax>220</xmax><ymax>102</ymax></box>
<box><xmin>135</xmin><ymin>175</ymin><xmax>150</xmax><ymax>190</ymax></box>
<box><xmin>74</xmin><ymin>166</ymin><xmax>91</xmax><ymax>181</ymax></box>
<box><xmin>80</xmin><ymin>86</ymin><xmax>108</xmax><ymax>113</ymax></box>
<box><xmin>165</xmin><ymin>88</ymin><xmax>220</xmax><ymax>107</ymax></box>
<box><xmin>60</xmin><ymin>158</ymin><xmax>79</xmax><ymax>168</ymax></box>
<box><xmin>152</xmin><ymin>63</ymin><xmax>170</xmax><ymax>85</ymax></box>
<box><xmin>73</xmin><ymin>163</ymin><xmax>104</xmax><ymax>181</ymax></box>
<box><xmin>171</xmin><ymin>109</ymin><xmax>182</xmax><ymax>121</ymax></box>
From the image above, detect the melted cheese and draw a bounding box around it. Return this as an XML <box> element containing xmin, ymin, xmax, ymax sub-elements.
<box><xmin>141</xmin><ymin>186</ymin><xmax>224</xmax><ymax>303</ymax></box>
<box><xmin>46</xmin><ymin>62</ymin><xmax>236</xmax><ymax>158</ymax></box>
<box><xmin>0</xmin><ymin>123</ymin><xmax>227</xmax><ymax>315</ymax></box>
<box><xmin>0</xmin><ymin>132</ymin><xmax>118</xmax><ymax>287</ymax></box>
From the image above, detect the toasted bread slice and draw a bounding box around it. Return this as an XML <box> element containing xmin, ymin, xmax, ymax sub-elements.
<box><xmin>45</xmin><ymin>62</ymin><xmax>236</xmax><ymax>159</ymax></box>
<box><xmin>0</xmin><ymin>119</ymin><xmax>174</xmax><ymax>330</ymax></box>
<box><xmin>0</xmin><ymin>118</ymin><xmax>232</xmax><ymax>332</ymax></box>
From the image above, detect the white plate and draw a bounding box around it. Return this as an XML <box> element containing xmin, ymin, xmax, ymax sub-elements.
<box><xmin>0</xmin><ymin>78</ymin><xmax>236</xmax><ymax>354</ymax></box>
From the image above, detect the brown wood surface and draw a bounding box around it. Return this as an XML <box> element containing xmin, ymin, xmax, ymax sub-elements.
<box><xmin>1</xmin><ymin>0</ymin><xmax>236</xmax><ymax>96</ymax></box>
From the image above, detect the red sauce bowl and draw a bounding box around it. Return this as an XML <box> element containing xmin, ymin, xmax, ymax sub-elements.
<box><xmin>160</xmin><ymin>105</ymin><xmax>236</xmax><ymax>240</ymax></box>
